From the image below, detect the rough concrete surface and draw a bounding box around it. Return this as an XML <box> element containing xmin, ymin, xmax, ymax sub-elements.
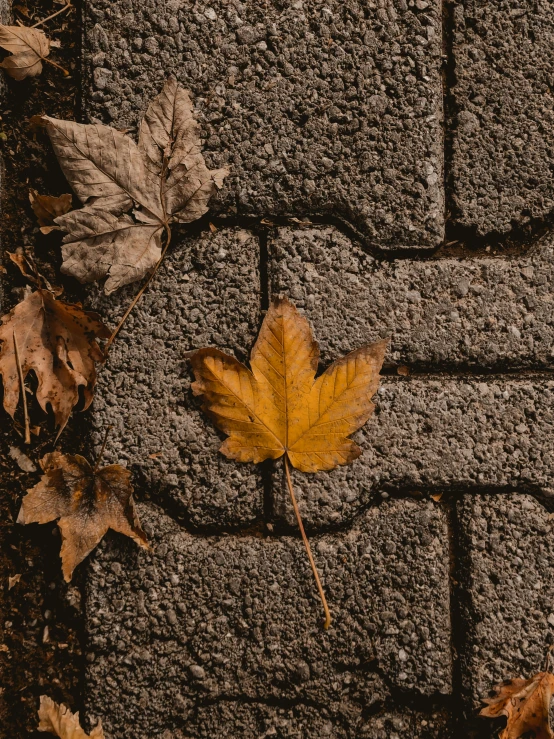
<box><xmin>84</xmin><ymin>0</ymin><xmax>444</xmax><ymax>248</ymax></box>
<box><xmin>273</xmin><ymin>376</ymin><xmax>554</xmax><ymax>528</ymax></box>
<box><xmin>457</xmin><ymin>494</ymin><xmax>554</xmax><ymax>710</ymax></box>
<box><xmin>269</xmin><ymin>227</ymin><xmax>554</xmax><ymax>369</ymax></box>
<box><xmin>451</xmin><ymin>0</ymin><xmax>554</xmax><ymax>234</ymax></box>
<box><xmin>88</xmin><ymin>228</ymin><xmax>263</xmax><ymax>528</ymax></box>
<box><xmin>85</xmin><ymin>500</ymin><xmax>451</xmax><ymax>738</ymax></box>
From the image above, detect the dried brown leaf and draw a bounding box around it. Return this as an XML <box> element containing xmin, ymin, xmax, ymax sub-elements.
<box><xmin>38</xmin><ymin>695</ymin><xmax>105</xmax><ymax>738</ymax></box>
<box><xmin>0</xmin><ymin>289</ymin><xmax>109</xmax><ymax>435</ymax></box>
<box><xmin>190</xmin><ymin>296</ymin><xmax>388</xmax><ymax>473</ymax></box>
<box><xmin>9</xmin><ymin>446</ymin><xmax>36</xmax><ymax>472</ymax></box>
<box><xmin>29</xmin><ymin>189</ymin><xmax>72</xmax><ymax>232</ymax></box>
<box><xmin>0</xmin><ymin>25</ymin><xmax>49</xmax><ymax>80</ymax></box>
<box><xmin>480</xmin><ymin>671</ymin><xmax>554</xmax><ymax>739</ymax></box>
<box><xmin>42</xmin><ymin>77</ymin><xmax>228</xmax><ymax>294</ymax></box>
<box><xmin>19</xmin><ymin>452</ymin><xmax>148</xmax><ymax>582</ymax></box>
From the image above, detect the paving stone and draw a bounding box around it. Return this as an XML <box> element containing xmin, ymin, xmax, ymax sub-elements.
<box><xmin>84</xmin><ymin>500</ymin><xmax>451</xmax><ymax>738</ymax></box>
<box><xmin>272</xmin><ymin>376</ymin><xmax>554</xmax><ymax>529</ymax></box>
<box><xmin>451</xmin><ymin>0</ymin><xmax>554</xmax><ymax>234</ymax></box>
<box><xmin>84</xmin><ymin>0</ymin><xmax>444</xmax><ymax>248</ymax></box>
<box><xmin>269</xmin><ymin>226</ymin><xmax>554</xmax><ymax>369</ymax></box>
<box><xmin>152</xmin><ymin>705</ymin><xmax>450</xmax><ymax>739</ymax></box>
<box><xmin>88</xmin><ymin>228</ymin><xmax>263</xmax><ymax>528</ymax></box>
<box><xmin>457</xmin><ymin>494</ymin><xmax>554</xmax><ymax>710</ymax></box>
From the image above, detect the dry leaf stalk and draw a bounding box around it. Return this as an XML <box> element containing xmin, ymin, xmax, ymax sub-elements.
<box><xmin>190</xmin><ymin>297</ymin><xmax>388</xmax><ymax>627</ymax></box>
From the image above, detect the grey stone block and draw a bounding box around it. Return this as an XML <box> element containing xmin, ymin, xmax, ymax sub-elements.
<box><xmin>456</xmin><ymin>494</ymin><xmax>554</xmax><ymax>709</ymax></box>
<box><xmin>272</xmin><ymin>376</ymin><xmax>554</xmax><ymax>528</ymax></box>
<box><xmin>269</xmin><ymin>227</ymin><xmax>554</xmax><ymax>369</ymax></box>
<box><xmin>89</xmin><ymin>228</ymin><xmax>263</xmax><ymax>528</ymax></box>
<box><xmin>158</xmin><ymin>705</ymin><xmax>450</xmax><ymax>739</ymax></box>
<box><xmin>85</xmin><ymin>500</ymin><xmax>451</xmax><ymax>738</ymax></box>
<box><xmin>84</xmin><ymin>0</ymin><xmax>444</xmax><ymax>248</ymax></box>
<box><xmin>451</xmin><ymin>0</ymin><xmax>554</xmax><ymax>234</ymax></box>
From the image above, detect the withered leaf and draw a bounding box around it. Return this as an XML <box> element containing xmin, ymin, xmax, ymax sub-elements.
<box><xmin>38</xmin><ymin>695</ymin><xmax>105</xmax><ymax>738</ymax></box>
<box><xmin>0</xmin><ymin>289</ymin><xmax>109</xmax><ymax>435</ymax></box>
<box><xmin>8</xmin><ymin>573</ymin><xmax>21</xmax><ymax>589</ymax></box>
<box><xmin>480</xmin><ymin>671</ymin><xmax>554</xmax><ymax>739</ymax></box>
<box><xmin>43</xmin><ymin>77</ymin><xmax>229</xmax><ymax>295</ymax></box>
<box><xmin>29</xmin><ymin>189</ymin><xmax>72</xmax><ymax>233</ymax></box>
<box><xmin>0</xmin><ymin>25</ymin><xmax>50</xmax><ymax>80</ymax></box>
<box><xmin>190</xmin><ymin>297</ymin><xmax>388</xmax><ymax>473</ymax></box>
<box><xmin>19</xmin><ymin>451</ymin><xmax>148</xmax><ymax>582</ymax></box>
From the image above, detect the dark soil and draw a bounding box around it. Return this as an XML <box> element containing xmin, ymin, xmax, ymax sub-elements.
<box><xmin>0</xmin><ymin>1</ymin><xmax>90</xmax><ymax>736</ymax></box>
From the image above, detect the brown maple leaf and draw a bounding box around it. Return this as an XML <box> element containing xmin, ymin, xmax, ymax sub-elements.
<box><xmin>38</xmin><ymin>695</ymin><xmax>105</xmax><ymax>738</ymax></box>
<box><xmin>19</xmin><ymin>451</ymin><xmax>148</xmax><ymax>582</ymax></box>
<box><xmin>480</xmin><ymin>671</ymin><xmax>554</xmax><ymax>739</ymax></box>
<box><xmin>29</xmin><ymin>189</ymin><xmax>72</xmax><ymax>233</ymax></box>
<box><xmin>190</xmin><ymin>296</ymin><xmax>388</xmax><ymax>627</ymax></box>
<box><xmin>0</xmin><ymin>289</ymin><xmax>109</xmax><ymax>436</ymax></box>
<box><xmin>42</xmin><ymin>77</ymin><xmax>229</xmax><ymax>296</ymax></box>
<box><xmin>0</xmin><ymin>25</ymin><xmax>50</xmax><ymax>79</ymax></box>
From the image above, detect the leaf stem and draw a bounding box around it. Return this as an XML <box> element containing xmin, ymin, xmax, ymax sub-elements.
<box><xmin>105</xmin><ymin>227</ymin><xmax>172</xmax><ymax>352</ymax></box>
<box><xmin>93</xmin><ymin>426</ymin><xmax>113</xmax><ymax>473</ymax></box>
<box><xmin>13</xmin><ymin>330</ymin><xmax>31</xmax><ymax>445</ymax></box>
<box><xmin>31</xmin><ymin>2</ymin><xmax>73</xmax><ymax>28</ymax></box>
<box><xmin>43</xmin><ymin>57</ymin><xmax>70</xmax><ymax>76</ymax></box>
<box><xmin>284</xmin><ymin>454</ymin><xmax>332</xmax><ymax>629</ymax></box>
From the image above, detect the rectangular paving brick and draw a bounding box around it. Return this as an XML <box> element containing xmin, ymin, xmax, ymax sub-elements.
<box><xmin>451</xmin><ymin>0</ymin><xmax>554</xmax><ymax>234</ymax></box>
<box><xmin>84</xmin><ymin>0</ymin><xmax>444</xmax><ymax>248</ymax></box>
<box><xmin>89</xmin><ymin>228</ymin><xmax>263</xmax><ymax>528</ymax></box>
<box><xmin>456</xmin><ymin>494</ymin><xmax>554</xmax><ymax>710</ymax></box>
<box><xmin>84</xmin><ymin>499</ymin><xmax>451</xmax><ymax>738</ymax></box>
<box><xmin>273</xmin><ymin>376</ymin><xmax>554</xmax><ymax>529</ymax></box>
<box><xmin>269</xmin><ymin>227</ymin><xmax>554</xmax><ymax>370</ymax></box>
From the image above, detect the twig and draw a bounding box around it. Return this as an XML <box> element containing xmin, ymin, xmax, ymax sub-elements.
<box><xmin>284</xmin><ymin>454</ymin><xmax>332</xmax><ymax>629</ymax></box>
<box><xmin>13</xmin><ymin>330</ymin><xmax>30</xmax><ymax>445</ymax></box>
<box><xmin>93</xmin><ymin>426</ymin><xmax>113</xmax><ymax>473</ymax></box>
<box><xmin>31</xmin><ymin>2</ymin><xmax>73</xmax><ymax>29</ymax></box>
<box><xmin>105</xmin><ymin>227</ymin><xmax>171</xmax><ymax>352</ymax></box>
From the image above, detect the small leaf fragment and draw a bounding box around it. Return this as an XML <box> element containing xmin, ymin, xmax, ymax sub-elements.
<box><xmin>19</xmin><ymin>451</ymin><xmax>148</xmax><ymax>582</ymax></box>
<box><xmin>29</xmin><ymin>189</ymin><xmax>72</xmax><ymax>233</ymax></box>
<box><xmin>9</xmin><ymin>446</ymin><xmax>36</xmax><ymax>472</ymax></box>
<box><xmin>480</xmin><ymin>671</ymin><xmax>554</xmax><ymax>739</ymax></box>
<box><xmin>8</xmin><ymin>574</ymin><xmax>21</xmax><ymax>589</ymax></box>
<box><xmin>38</xmin><ymin>695</ymin><xmax>105</xmax><ymax>738</ymax></box>
<box><xmin>0</xmin><ymin>25</ymin><xmax>50</xmax><ymax>79</ymax></box>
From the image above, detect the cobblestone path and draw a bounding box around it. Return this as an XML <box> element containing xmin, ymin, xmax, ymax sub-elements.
<box><xmin>3</xmin><ymin>1</ymin><xmax>554</xmax><ymax>737</ymax></box>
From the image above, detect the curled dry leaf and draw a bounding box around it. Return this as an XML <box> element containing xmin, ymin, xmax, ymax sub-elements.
<box><xmin>38</xmin><ymin>695</ymin><xmax>105</xmax><ymax>738</ymax></box>
<box><xmin>8</xmin><ymin>573</ymin><xmax>21</xmax><ymax>589</ymax></box>
<box><xmin>480</xmin><ymin>671</ymin><xmax>554</xmax><ymax>739</ymax></box>
<box><xmin>19</xmin><ymin>451</ymin><xmax>148</xmax><ymax>582</ymax></box>
<box><xmin>9</xmin><ymin>446</ymin><xmax>36</xmax><ymax>472</ymax></box>
<box><xmin>190</xmin><ymin>297</ymin><xmax>388</xmax><ymax>472</ymax></box>
<box><xmin>42</xmin><ymin>77</ymin><xmax>229</xmax><ymax>295</ymax></box>
<box><xmin>0</xmin><ymin>289</ymin><xmax>109</xmax><ymax>435</ymax></box>
<box><xmin>190</xmin><ymin>296</ymin><xmax>387</xmax><ymax>627</ymax></box>
<box><xmin>0</xmin><ymin>25</ymin><xmax>50</xmax><ymax>79</ymax></box>
<box><xmin>29</xmin><ymin>189</ymin><xmax>72</xmax><ymax>233</ymax></box>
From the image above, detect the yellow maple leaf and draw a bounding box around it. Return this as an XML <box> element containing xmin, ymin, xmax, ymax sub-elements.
<box><xmin>190</xmin><ymin>296</ymin><xmax>388</xmax><ymax>627</ymax></box>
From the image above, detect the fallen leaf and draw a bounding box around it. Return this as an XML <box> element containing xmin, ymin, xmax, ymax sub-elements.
<box><xmin>29</xmin><ymin>189</ymin><xmax>72</xmax><ymax>233</ymax></box>
<box><xmin>397</xmin><ymin>365</ymin><xmax>410</xmax><ymax>376</ymax></box>
<box><xmin>480</xmin><ymin>671</ymin><xmax>554</xmax><ymax>738</ymax></box>
<box><xmin>8</xmin><ymin>574</ymin><xmax>21</xmax><ymax>589</ymax></box>
<box><xmin>0</xmin><ymin>289</ymin><xmax>110</xmax><ymax>435</ymax></box>
<box><xmin>0</xmin><ymin>25</ymin><xmax>50</xmax><ymax>80</ymax></box>
<box><xmin>18</xmin><ymin>451</ymin><xmax>148</xmax><ymax>581</ymax></box>
<box><xmin>190</xmin><ymin>296</ymin><xmax>387</xmax><ymax>627</ymax></box>
<box><xmin>42</xmin><ymin>77</ymin><xmax>229</xmax><ymax>295</ymax></box>
<box><xmin>8</xmin><ymin>248</ymin><xmax>63</xmax><ymax>295</ymax></box>
<box><xmin>430</xmin><ymin>492</ymin><xmax>443</xmax><ymax>502</ymax></box>
<box><xmin>38</xmin><ymin>695</ymin><xmax>105</xmax><ymax>738</ymax></box>
<box><xmin>9</xmin><ymin>446</ymin><xmax>36</xmax><ymax>472</ymax></box>
<box><xmin>190</xmin><ymin>296</ymin><xmax>388</xmax><ymax>472</ymax></box>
